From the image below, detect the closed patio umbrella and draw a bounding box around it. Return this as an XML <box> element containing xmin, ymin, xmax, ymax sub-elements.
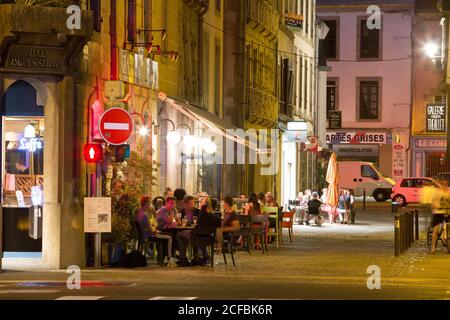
<box><xmin>326</xmin><ymin>152</ymin><xmax>339</xmax><ymax>207</ymax></box>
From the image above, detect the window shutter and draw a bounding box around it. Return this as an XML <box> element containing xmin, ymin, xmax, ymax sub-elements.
<box><xmin>90</xmin><ymin>0</ymin><xmax>101</xmax><ymax>32</ymax></box>
<box><xmin>128</xmin><ymin>0</ymin><xmax>137</xmax><ymax>43</ymax></box>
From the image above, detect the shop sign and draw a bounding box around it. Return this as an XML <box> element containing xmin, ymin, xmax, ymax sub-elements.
<box><xmin>415</xmin><ymin>138</ymin><xmax>447</xmax><ymax>149</ymax></box>
<box><xmin>19</xmin><ymin>138</ymin><xmax>43</xmax><ymax>153</ymax></box>
<box><xmin>119</xmin><ymin>49</ymin><xmax>159</xmax><ymax>89</ymax></box>
<box><xmin>5</xmin><ymin>45</ymin><xmax>66</xmax><ymax>74</ymax></box>
<box><xmin>326</xmin><ymin>131</ymin><xmax>392</xmax><ymax>145</ymax></box>
<box><xmin>285</xmin><ymin>12</ymin><xmax>304</xmax><ymax>29</ymax></box>
<box><xmin>329</xmin><ymin>111</ymin><xmax>342</xmax><ymax>129</ymax></box>
<box><xmin>426</xmin><ymin>103</ymin><xmax>446</xmax><ymax>133</ymax></box>
<box><xmin>333</xmin><ymin>145</ymin><xmax>379</xmax><ymax>158</ymax></box>
<box><xmin>393</xmin><ymin>144</ymin><xmax>406</xmax><ymax>178</ymax></box>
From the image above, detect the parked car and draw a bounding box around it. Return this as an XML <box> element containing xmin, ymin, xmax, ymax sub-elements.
<box><xmin>337</xmin><ymin>161</ymin><xmax>395</xmax><ymax>202</ymax></box>
<box><xmin>391</xmin><ymin>177</ymin><xmax>441</xmax><ymax>207</ymax></box>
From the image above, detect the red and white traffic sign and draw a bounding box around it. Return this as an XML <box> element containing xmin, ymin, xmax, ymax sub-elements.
<box><xmin>99</xmin><ymin>108</ymin><xmax>133</xmax><ymax>145</ymax></box>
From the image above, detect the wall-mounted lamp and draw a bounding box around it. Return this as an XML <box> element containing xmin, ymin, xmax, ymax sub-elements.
<box><xmin>24</xmin><ymin>124</ymin><xmax>36</xmax><ymax>139</ymax></box>
<box><xmin>155</xmin><ymin>118</ymin><xmax>181</xmax><ymax>144</ymax></box>
<box><xmin>137</xmin><ymin>29</ymin><xmax>167</xmax><ymax>41</ymax></box>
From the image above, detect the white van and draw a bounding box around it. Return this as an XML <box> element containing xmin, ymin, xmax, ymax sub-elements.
<box><xmin>337</xmin><ymin>161</ymin><xmax>395</xmax><ymax>202</ymax></box>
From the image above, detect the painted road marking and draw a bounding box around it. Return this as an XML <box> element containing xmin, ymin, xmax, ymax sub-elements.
<box><xmin>56</xmin><ymin>296</ymin><xmax>104</xmax><ymax>300</ymax></box>
<box><xmin>0</xmin><ymin>290</ymin><xmax>60</xmax><ymax>294</ymax></box>
<box><xmin>149</xmin><ymin>296</ymin><xmax>197</xmax><ymax>300</ymax></box>
<box><xmin>104</xmin><ymin>123</ymin><xmax>130</xmax><ymax>130</ymax></box>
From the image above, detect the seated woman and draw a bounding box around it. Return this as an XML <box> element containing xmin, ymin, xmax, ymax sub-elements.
<box><xmin>192</xmin><ymin>196</ymin><xmax>221</xmax><ymax>266</ymax></box>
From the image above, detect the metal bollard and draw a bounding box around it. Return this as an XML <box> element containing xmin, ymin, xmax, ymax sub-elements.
<box><xmin>400</xmin><ymin>213</ymin><xmax>404</xmax><ymax>253</ymax></box>
<box><xmin>414</xmin><ymin>209</ymin><xmax>419</xmax><ymax>241</ymax></box>
<box><xmin>395</xmin><ymin>214</ymin><xmax>400</xmax><ymax>257</ymax></box>
<box><xmin>392</xmin><ymin>202</ymin><xmax>398</xmax><ymax>213</ymax></box>
<box><xmin>410</xmin><ymin>211</ymin><xmax>414</xmax><ymax>245</ymax></box>
<box><xmin>363</xmin><ymin>189</ymin><xmax>366</xmax><ymax>210</ymax></box>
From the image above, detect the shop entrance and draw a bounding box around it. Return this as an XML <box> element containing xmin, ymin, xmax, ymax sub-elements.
<box><xmin>1</xmin><ymin>80</ymin><xmax>45</xmax><ymax>258</ymax></box>
<box><xmin>425</xmin><ymin>152</ymin><xmax>450</xmax><ymax>178</ymax></box>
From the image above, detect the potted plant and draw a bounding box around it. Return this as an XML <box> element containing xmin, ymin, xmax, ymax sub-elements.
<box><xmin>104</xmin><ymin>149</ymin><xmax>159</xmax><ymax>265</ymax></box>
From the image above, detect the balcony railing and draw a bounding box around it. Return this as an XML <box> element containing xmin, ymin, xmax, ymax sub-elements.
<box><xmin>247</xmin><ymin>86</ymin><xmax>278</xmax><ymax>126</ymax></box>
<box><xmin>248</xmin><ymin>0</ymin><xmax>279</xmax><ymax>39</ymax></box>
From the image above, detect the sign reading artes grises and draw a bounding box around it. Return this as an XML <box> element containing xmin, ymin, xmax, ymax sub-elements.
<box><xmin>326</xmin><ymin>131</ymin><xmax>392</xmax><ymax>145</ymax></box>
<box><xmin>426</xmin><ymin>103</ymin><xmax>446</xmax><ymax>133</ymax></box>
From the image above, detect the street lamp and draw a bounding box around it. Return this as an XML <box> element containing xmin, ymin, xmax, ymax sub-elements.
<box><xmin>424</xmin><ymin>42</ymin><xmax>440</xmax><ymax>59</ymax></box>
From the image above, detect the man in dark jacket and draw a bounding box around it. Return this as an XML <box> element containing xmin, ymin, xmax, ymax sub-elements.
<box><xmin>306</xmin><ymin>192</ymin><xmax>323</xmax><ymax>226</ymax></box>
<box><xmin>176</xmin><ymin>195</ymin><xmax>201</xmax><ymax>266</ymax></box>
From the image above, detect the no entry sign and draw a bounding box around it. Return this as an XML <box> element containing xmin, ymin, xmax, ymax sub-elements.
<box><xmin>99</xmin><ymin>108</ymin><xmax>133</xmax><ymax>145</ymax></box>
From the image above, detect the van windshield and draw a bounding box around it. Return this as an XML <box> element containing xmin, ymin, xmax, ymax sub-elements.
<box><xmin>371</xmin><ymin>164</ymin><xmax>386</xmax><ymax>178</ymax></box>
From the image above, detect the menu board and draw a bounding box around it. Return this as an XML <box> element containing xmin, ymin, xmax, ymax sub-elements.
<box><xmin>84</xmin><ymin>197</ymin><xmax>112</xmax><ymax>233</ymax></box>
<box><xmin>329</xmin><ymin>111</ymin><xmax>342</xmax><ymax>129</ymax></box>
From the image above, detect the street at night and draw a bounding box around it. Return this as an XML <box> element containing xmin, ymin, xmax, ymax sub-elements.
<box><xmin>0</xmin><ymin>0</ymin><xmax>449</xmax><ymax>312</ymax></box>
<box><xmin>0</xmin><ymin>201</ymin><xmax>448</xmax><ymax>300</ymax></box>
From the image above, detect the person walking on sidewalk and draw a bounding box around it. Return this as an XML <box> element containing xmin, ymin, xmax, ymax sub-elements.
<box><xmin>337</xmin><ymin>190</ymin><xmax>348</xmax><ymax>224</ymax></box>
<box><xmin>429</xmin><ymin>181</ymin><xmax>450</xmax><ymax>254</ymax></box>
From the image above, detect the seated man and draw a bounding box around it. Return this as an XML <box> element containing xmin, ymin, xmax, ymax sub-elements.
<box><xmin>192</xmin><ymin>196</ymin><xmax>221</xmax><ymax>266</ymax></box>
<box><xmin>217</xmin><ymin>196</ymin><xmax>240</xmax><ymax>252</ymax></box>
<box><xmin>176</xmin><ymin>195</ymin><xmax>200</xmax><ymax>267</ymax></box>
<box><xmin>306</xmin><ymin>192</ymin><xmax>323</xmax><ymax>226</ymax></box>
<box><xmin>135</xmin><ymin>196</ymin><xmax>172</xmax><ymax>266</ymax></box>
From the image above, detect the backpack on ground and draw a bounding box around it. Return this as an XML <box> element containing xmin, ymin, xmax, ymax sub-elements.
<box><xmin>123</xmin><ymin>250</ymin><xmax>147</xmax><ymax>268</ymax></box>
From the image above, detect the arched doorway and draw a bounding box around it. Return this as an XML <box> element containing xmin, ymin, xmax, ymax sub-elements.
<box><xmin>1</xmin><ymin>79</ymin><xmax>46</xmax><ymax>258</ymax></box>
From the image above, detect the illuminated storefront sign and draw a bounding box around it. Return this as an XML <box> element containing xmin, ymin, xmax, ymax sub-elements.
<box><xmin>326</xmin><ymin>131</ymin><xmax>392</xmax><ymax>145</ymax></box>
<box><xmin>19</xmin><ymin>138</ymin><xmax>43</xmax><ymax>152</ymax></box>
<box><xmin>284</xmin><ymin>12</ymin><xmax>304</xmax><ymax>29</ymax></box>
<box><xmin>426</xmin><ymin>103</ymin><xmax>446</xmax><ymax>132</ymax></box>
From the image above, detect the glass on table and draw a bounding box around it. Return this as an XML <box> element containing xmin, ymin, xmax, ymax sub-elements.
<box><xmin>193</xmin><ymin>216</ymin><xmax>198</xmax><ymax>225</ymax></box>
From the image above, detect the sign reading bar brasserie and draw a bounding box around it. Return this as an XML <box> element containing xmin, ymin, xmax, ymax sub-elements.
<box><xmin>426</xmin><ymin>103</ymin><xmax>446</xmax><ymax>132</ymax></box>
<box><xmin>326</xmin><ymin>131</ymin><xmax>392</xmax><ymax>145</ymax></box>
<box><xmin>6</xmin><ymin>45</ymin><xmax>66</xmax><ymax>74</ymax></box>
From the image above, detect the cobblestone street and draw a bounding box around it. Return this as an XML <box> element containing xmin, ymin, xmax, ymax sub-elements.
<box><xmin>0</xmin><ymin>201</ymin><xmax>448</xmax><ymax>300</ymax></box>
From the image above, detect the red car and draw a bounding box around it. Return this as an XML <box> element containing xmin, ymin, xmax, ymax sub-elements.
<box><xmin>391</xmin><ymin>177</ymin><xmax>443</xmax><ymax>207</ymax></box>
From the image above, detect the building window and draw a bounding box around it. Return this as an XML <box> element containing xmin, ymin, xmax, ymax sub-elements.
<box><xmin>358</xmin><ymin>80</ymin><xmax>380</xmax><ymax>120</ymax></box>
<box><xmin>127</xmin><ymin>0</ymin><xmax>136</xmax><ymax>43</ymax></box>
<box><xmin>89</xmin><ymin>0</ymin><xmax>101</xmax><ymax>32</ymax></box>
<box><xmin>323</xmin><ymin>20</ymin><xmax>337</xmax><ymax>59</ymax></box>
<box><xmin>214</xmin><ymin>42</ymin><xmax>221</xmax><ymax>116</ymax></box>
<box><xmin>359</xmin><ymin>19</ymin><xmax>380</xmax><ymax>59</ymax></box>
<box><xmin>216</xmin><ymin>0</ymin><xmax>221</xmax><ymax>12</ymax></box>
<box><xmin>280</xmin><ymin>58</ymin><xmax>293</xmax><ymax>116</ymax></box>
<box><xmin>326</xmin><ymin>80</ymin><xmax>337</xmax><ymax>118</ymax></box>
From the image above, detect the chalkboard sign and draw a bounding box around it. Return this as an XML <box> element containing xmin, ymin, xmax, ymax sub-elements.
<box><xmin>329</xmin><ymin>111</ymin><xmax>342</xmax><ymax>129</ymax></box>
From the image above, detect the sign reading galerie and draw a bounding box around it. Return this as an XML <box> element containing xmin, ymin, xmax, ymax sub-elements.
<box><xmin>426</xmin><ymin>103</ymin><xmax>446</xmax><ymax>132</ymax></box>
<box><xmin>6</xmin><ymin>45</ymin><xmax>66</xmax><ymax>74</ymax></box>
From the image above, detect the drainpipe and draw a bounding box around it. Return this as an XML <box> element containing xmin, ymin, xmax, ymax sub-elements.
<box><xmin>197</xmin><ymin>0</ymin><xmax>209</xmax><ymax>106</ymax></box>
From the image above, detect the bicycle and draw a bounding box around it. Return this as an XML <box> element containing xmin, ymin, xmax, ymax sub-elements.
<box><xmin>426</xmin><ymin>214</ymin><xmax>449</xmax><ymax>253</ymax></box>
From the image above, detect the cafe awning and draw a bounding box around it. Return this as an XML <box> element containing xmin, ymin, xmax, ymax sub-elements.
<box><xmin>164</xmin><ymin>97</ymin><xmax>259</xmax><ymax>151</ymax></box>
